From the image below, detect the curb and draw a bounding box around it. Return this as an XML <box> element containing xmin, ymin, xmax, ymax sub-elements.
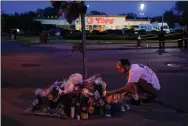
<box><xmin>62</xmin><ymin>41</ymin><xmax>177</xmax><ymax>45</ymax></box>
<box><xmin>31</xmin><ymin>46</ymin><xmax>181</xmax><ymax>51</ymax></box>
<box><xmin>7</xmin><ymin>41</ymin><xmax>184</xmax><ymax>51</ymax></box>
<box><xmin>86</xmin><ymin>46</ymin><xmax>179</xmax><ymax>50</ymax></box>
<box><xmin>9</xmin><ymin>40</ymin><xmax>31</xmax><ymax>47</ymax></box>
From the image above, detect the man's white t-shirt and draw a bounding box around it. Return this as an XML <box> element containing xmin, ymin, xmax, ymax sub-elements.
<box><xmin>128</xmin><ymin>64</ymin><xmax>160</xmax><ymax>91</ymax></box>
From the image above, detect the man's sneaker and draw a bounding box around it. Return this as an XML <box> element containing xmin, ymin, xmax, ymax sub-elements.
<box><xmin>129</xmin><ymin>98</ymin><xmax>141</xmax><ymax>106</ymax></box>
<box><xmin>125</xmin><ymin>104</ymin><xmax>131</xmax><ymax>111</ymax></box>
<box><xmin>106</xmin><ymin>114</ymin><xmax>111</xmax><ymax>117</ymax></box>
<box><xmin>120</xmin><ymin>106</ymin><xmax>126</xmax><ymax>112</ymax></box>
<box><xmin>120</xmin><ymin>104</ymin><xmax>131</xmax><ymax>112</ymax></box>
<box><xmin>142</xmin><ymin>96</ymin><xmax>156</xmax><ymax>103</ymax></box>
<box><xmin>158</xmin><ymin>49</ymin><xmax>163</xmax><ymax>55</ymax></box>
<box><xmin>162</xmin><ymin>49</ymin><xmax>167</xmax><ymax>53</ymax></box>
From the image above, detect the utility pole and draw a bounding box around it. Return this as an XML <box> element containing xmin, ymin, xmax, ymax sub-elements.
<box><xmin>81</xmin><ymin>14</ymin><xmax>87</xmax><ymax>79</ymax></box>
<box><xmin>162</xmin><ymin>13</ymin><xmax>164</xmax><ymax>28</ymax></box>
<box><xmin>162</xmin><ymin>11</ymin><xmax>164</xmax><ymax>28</ymax></box>
<box><xmin>51</xmin><ymin>1</ymin><xmax>88</xmax><ymax>79</ymax></box>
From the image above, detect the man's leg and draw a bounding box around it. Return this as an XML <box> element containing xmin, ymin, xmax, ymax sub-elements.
<box><xmin>159</xmin><ymin>42</ymin><xmax>162</xmax><ymax>50</ymax></box>
<box><xmin>124</xmin><ymin>82</ymin><xmax>143</xmax><ymax>105</ymax></box>
<box><xmin>185</xmin><ymin>39</ymin><xmax>188</xmax><ymax>48</ymax></box>
<box><xmin>162</xmin><ymin>41</ymin><xmax>165</xmax><ymax>51</ymax></box>
<box><xmin>136</xmin><ymin>79</ymin><xmax>157</xmax><ymax>103</ymax></box>
<box><xmin>124</xmin><ymin>79</ymin><xmax>158</xmax><ymax>105</ymax></box>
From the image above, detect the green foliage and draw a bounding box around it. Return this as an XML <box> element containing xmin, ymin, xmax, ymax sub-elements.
<box><xmin>51</xmin><ymin>1</ymin><xmax>87</xmax><ymax>24</ymax></box>
<box><xmin>164</xmin><ymin>10</ymin><xmax>177</xmax><ymax>28</ymax></box>
<box><xmin>126</xmin><ymin>12</ymin><xmax>138</xmax><ymax>19</ymax></box>
<box><xmin>175</xmin><ymin>1</ymin><xmax>188</xmax><ymax>13</ymax></box>
<box><xmin>62</xmin><ymin>33</ymin><xmax>180</xmax><ymax>41</ymax></box>
<box><xmin>89</xmin><ymin>10</ymin><xmax>107</xmax><ymax>15</ymax></box>
<box><xmin>179</xmin><ymin>11</ymin><xmax>188</xmax><ymax>26</ymax></box>
<box><xmin>175</xmin><ymin>1</ymin><xmax>188</xmax><ymax>26</ymax></box>
<box><xmin>1</xmin><ymin>11</ymin><xmax>43</xmax><ymax>34</ymax></box>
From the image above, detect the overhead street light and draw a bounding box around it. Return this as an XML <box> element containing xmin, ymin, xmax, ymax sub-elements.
<box><xmin>140</xmin><ymin>13</ymin><xmax>144</xmax><ymax>16</ymax></box>
<box><xmin>86</xmin><ymin>4</ymin><xmax>90</xmax><ymax>14</ymax></box>
<box><xmin>139</xmin><ymin>3</ymin><xmax>145</xmax><ymax>16</ymax></box>
<box><xmin>140</xmin><ymin>3</ymin><xmax>145</xmax><ymax>11</ymax></box>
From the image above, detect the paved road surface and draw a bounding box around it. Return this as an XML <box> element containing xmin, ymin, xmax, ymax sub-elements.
<box><xmin>32</xmin><ymin>41</ymin><xmax>179</xmax><ymax>50</ymax></box>
<box><xmin>2</xmin><ymin>40</ymin><xmax>188</xmax><ymax>126</ymax></box>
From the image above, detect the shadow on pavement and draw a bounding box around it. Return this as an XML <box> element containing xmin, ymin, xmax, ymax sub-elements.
<box><xmin>2</xmin><ymin>81</ymin><xmax>12</xmax><ymax>88</ymax></box>
<box><xmin>11</xmin><ymin>91</ymin><xmax>35</xmax><ymax>110</ymax></box>
<box><xmin>129</xmin><ymin>104</ymin><xmax>188</xmax><ymax>123</ymax></box>
<box><xmin>2</xmin><ymin>115</ymin><xmax>25</xmax><ymax>126</ymax></box>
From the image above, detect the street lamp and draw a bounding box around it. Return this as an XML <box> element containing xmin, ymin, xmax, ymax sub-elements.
<box><xmin>139</xmin><ymin>3</ymin><xmax>145</xmax><ymax>16</ymax></box>
<box><xmin>162</xmin><ymin>10</ymin><xmax>164</xmax><ymax>28</ymax></box>
<box><xmin>86</xmin><ymin>4</ymin><xmax>90</xmax><ymax>14</ymax></box>
<box><xmin>140</xmin><ymin>3</ymin><xmax>145</xmax><ymax>11</ymax></box>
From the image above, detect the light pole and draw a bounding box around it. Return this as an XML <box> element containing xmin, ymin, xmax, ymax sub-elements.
<box><xmin>81</xmin><ymin>13</ymin><xmax>87</xmax><ymax>79</ymax></box>
<box><xmin>86</xmin><ymin>4</ymin><xmax>90</xmax><ymax>14</ymax></box>
<box><xmin>140</xmin><ymin>3</ymin><xmax>145</xmax><ymax>17</ymax></box>
<box><xmin>80</xmin><ymin>3</ymin><xmax>88</xmax><ymax>79</ymax></box>
<box><xmin>162</xmin><ymin>10</ymin><xmax>164</xmax><ymax>28</ymax></box>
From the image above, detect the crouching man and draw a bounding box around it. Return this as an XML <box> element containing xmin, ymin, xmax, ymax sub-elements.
<box><xmin>106</xmin><ymin>59</ymin><xmax>161</xmax><ymax>105</ymax></box>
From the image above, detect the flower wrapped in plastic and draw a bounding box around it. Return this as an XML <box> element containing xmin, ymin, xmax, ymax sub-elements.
<box><xmin>80</xmin><ymin>74</ymin><xmax>107</xmax><ymax>98</ymax></box>
<box><xmin>25</xmin><ymin>73</ymin><xmax>83</xmax><ymax>114</ymax></box>
<box><xmin>78</xmin><ymin>74</ymin><xmax>108</xmax><ymax>116</ymax></box>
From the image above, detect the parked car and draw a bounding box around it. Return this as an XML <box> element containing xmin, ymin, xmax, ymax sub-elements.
<box><xmin>48</xmin><ymin>28</ymin><xmax>62</xmax><ymax>37</ymax></box>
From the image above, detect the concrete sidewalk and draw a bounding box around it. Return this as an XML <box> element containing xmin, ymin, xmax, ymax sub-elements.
<box><xmin>31</xmin><ymin>42</ymin><xmax>179</xmax><ymax>50</ymax></box>
<box><xmin>2</xmin><ymin>88</ymin><xmax>188</xmax><ymax>126</ymax></box>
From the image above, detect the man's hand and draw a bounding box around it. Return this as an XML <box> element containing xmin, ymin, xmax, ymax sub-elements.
<box><xmin>105</xmin><ymin>86</ymin><xmax>127</xmax><ymax>97</ymax></box>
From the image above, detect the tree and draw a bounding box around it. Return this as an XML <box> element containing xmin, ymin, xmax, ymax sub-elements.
<box><xmin>100</xmin><ymin>12</ymin><xmax>107</xmax><ymax>15</ymax></box>
<box><xmin>175</xmin><ymin>1</ymin><xmax>188</xmax><ymax>13</ymax></box>
<box><xmin>43</xmin><ymin>7</ymin><xmax>57</xmax><ymax>17</ymax></box>
<box><xmin>36</xmin><ymin>9</ymin><xmax>44</xmax><ymax>17</ymax></box>
<box><xmin>175</xmin><ymin>1</ymin><xmax>188</xmax><ymax>25</ymax></box>
<box><xmin>126</xmin><ymin>12</ymin><xmax>137</xmax><ymax>19</ymax></box>
<box><xmin>89</xmin><ymin>10</ymin><xmax>107</xmax><ymax>15</ymax></box>
<box><xmin>90</xmin><ymin>10</ymin><xmax>100</xmax><ymax>15</ymax></box>
<box><xmin>1</xmin><ymin>13</ymin><xmax>9</xmax><ymax>31</ymax></box>
<box><xmin>179</xmin><ymin>11</ymin><xmax>188</xmax><ymax>26</ymax></box>
<box><xmin>27</xmin><ymin>11</ymin><xmax>38</xmax><ymax>17</ymax></box>
<box><xmin>1</xmin><ymin>11</ymin><xmax>43</xmax><ymax>35</ymax></box>
<box><xmin>51</xmin><ymin>1</ymin><xmax>88</xmax><ymax>78</ymax></box>
<box><xmin>163</xmin><ymin>10</ymin><xmax>177</xmax><ymax>28</ymax></box>
<box><xmin>120</xmin><ymin>13</ymin><xmax>126</xmax><ymax>15</ymax></box>
<box><xmin>151</xmin><ymin>16</ymin><xmax>162</xmax><ymax>22</ymax></box>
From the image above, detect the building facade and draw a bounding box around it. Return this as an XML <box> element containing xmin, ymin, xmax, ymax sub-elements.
<box><xmin>35</xmin><ymin>15</ymin><xmax>151</xmax><ymax>31</ymax></box>
<box><xmin>75</xmin><ymin>15</ymin><xmax>126</xmax><ymax>31</ymax></box>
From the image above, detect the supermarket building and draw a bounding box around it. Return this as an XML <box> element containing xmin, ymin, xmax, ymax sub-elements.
<box><xmin>35</xmin><ymin>15</ymin><xmax>151</xmax><ymax>32</ymax></box>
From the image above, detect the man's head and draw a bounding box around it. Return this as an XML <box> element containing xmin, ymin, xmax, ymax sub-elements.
<box><xmin>117</xmin><ymin>59</ymin><xmax>130</xmax><ymax>73</ymax></box>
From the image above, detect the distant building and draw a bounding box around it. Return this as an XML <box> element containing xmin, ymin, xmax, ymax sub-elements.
<box><xmin>35</xmin><ymin>15</ymin><xmax>151</xmax><ymax>31</ymax></box>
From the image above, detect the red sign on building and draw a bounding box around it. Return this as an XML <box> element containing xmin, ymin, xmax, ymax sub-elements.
<box><xmin>87</xmin><ymin>17</ymin><xmax>115</xmax><ymax>25</ymax></box>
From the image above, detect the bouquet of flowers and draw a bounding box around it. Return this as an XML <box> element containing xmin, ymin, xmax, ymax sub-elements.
<box><xmin>23</xmin><ymin>73</ymin><xmax>129</xmax><ymax>119</ymax></box>
<box><xmin>24</xmin><ymin>73</ymin><xmax>83</xmax><ymax>118</ymax></box>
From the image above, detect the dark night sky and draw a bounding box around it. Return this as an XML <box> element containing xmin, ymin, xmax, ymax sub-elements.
<box><xmin>2</xmin><ymin>1</ymin><xmax>176</xmax><ymax>17</ymax></box>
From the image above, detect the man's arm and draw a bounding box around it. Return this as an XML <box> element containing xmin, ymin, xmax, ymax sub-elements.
<box><xmin>106</xmin><ymin>82</ymin><xmax>135</xmax><ymax>96</ymax></box>
<box><xmin>107</xmin><ymin>69</ymin><xmax>142</xmax><ymax>96</ymax></box>
<box><xmin>107</xmin><ymin>86</ymin><xmax>127</xmax><ymax>96</ymax></box>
